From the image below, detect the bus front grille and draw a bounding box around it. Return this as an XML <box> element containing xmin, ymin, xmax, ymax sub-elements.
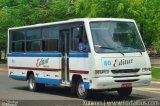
<box><xmin>113</xmin><ymin>75</ymin><xmax>140</xmax><ymax>78</ymax></box>
<box><xmin>114</xmin><ymin>79</ymin><xmax>139</xmax><ymax>82</ymax></box>
<box><xmin>111</xmin><ymin>69</ymin><xmax>139</xmax><ymax>74</ymax></box>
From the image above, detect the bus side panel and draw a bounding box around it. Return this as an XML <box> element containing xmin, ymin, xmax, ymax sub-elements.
<box><xmin>8</xmin><ymin>54</ymin><xmax>62</xmax><ymax>86</ymax></box>
<box><xmin>69</xmin><ymin>53</ymin><xmax>90</xmax><ymax>89</ymax></box>
<box><xmin>8</xmin><ymin>68</ymin><xmax>27</xmax><ymax>81</ymax></box>
<box><xmin>33</xmin><ymin>71</ymin><xmax>61</xmax><ymax>85</ymax></box>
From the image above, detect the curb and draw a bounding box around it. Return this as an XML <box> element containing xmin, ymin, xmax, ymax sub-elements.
<box><xmin>152</xmin><ymin>78</ymin><xmax>160</xmax><ymax>82</ymax></box>
<box><xmin>153</xmin><ymin>67</ymin><xmax>160</xmax><ymax>69</ymax></box>
<box><xmin>0</xmin><ymin>70</ymin><xmax>7</xmax><ymax>72</ymax></box>
<box><xmin>151</xmin><ymin>81</ymin><xmax>160</xmax><ymax>84</ymax></box>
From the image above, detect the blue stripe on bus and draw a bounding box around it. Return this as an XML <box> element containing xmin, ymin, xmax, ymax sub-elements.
<box><xmin>9</xmin><ymin>75</ymin><xmax>27</xmax><ymax>81</ymax></box>
<box><xmin>35</xmin><ymin>78</ymin><xmax>61</xmax><ymax>86</ymax></box>
<box><xmin>83</xmin><ymin>82</ymin><xmax>90</xmax><ymax>89</ymax></box>
<box><xmin>7</xmin><ymin>53</ymin><xmax>88</xmax><ymax>57</ymax></box>
<box><xmin>9</xmin><ymin>75</ymin><xmax>61</xmax><ymax>85</ymax></box>
<box><xmin>7</xmin><ymin>53</ymin><xmax>62</xmax><ymax>57</ymax></box>
<box><xmin>69</xmin><ymin>53</ymin><xmax>88</xmax><ymax>57</ymax></box>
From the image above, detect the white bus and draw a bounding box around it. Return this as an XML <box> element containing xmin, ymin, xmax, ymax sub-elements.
<box><xmin>8</xmin><ymin>18</ymin><xmax>151</xmax><ymax>99</ymax></box>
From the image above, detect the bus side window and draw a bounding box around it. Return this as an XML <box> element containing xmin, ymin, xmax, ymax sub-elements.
<box><xmin>11</xmin><ymin>30</ymin><xmax>25</xmax><ymax>52</ymax></box>
<box><xmin>71</xmin><ymin>26</ymin><xmax>83</xmax><ymax>51</ymax></box>
<box><xmin>26</xmin><ymin>28</ymin><xmax>41</xmax><ymax>52</ymax></box>
<box><xmin>42</xmin><ymin>26</ymin><xmax>59</xmax><ymax>52</ymax></box>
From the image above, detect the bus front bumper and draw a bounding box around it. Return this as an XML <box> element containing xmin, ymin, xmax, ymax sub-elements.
<box><xmin>90</xmin><ymin>74</ymin><xmax>151</xmax><ymax>90</ymax></box>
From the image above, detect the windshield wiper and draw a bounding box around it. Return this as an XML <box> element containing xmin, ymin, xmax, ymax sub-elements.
<box><xmin>119</xmin><ymin>51</ymin><xmax>125</xmax><ymax>56</ymax></box>
<box><xmin>99</xmin><ymin>46</ymin><xmax>116</xmax><ymax>50</ymax></box>
<box><xmin>124</xmin><ymin>46</ymin><xmax>143</xmax><ymax>55</ymax></box>
<box><xmin>94</xmin><ymin>45</ymin><xmax>116</xmax><ymax>50</ymax></box>
<box><xmin>136</xmin><ymin>50</ymin><xmax>143</xmax><ymax>55</ymax></box>
<box><xmin>94</xmin><ymin>45</ymin><xmax>125</xmax><ymax>55</ymax></box>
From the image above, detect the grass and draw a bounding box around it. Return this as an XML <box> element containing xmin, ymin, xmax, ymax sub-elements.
<box><xmin>0</xmin><ymin>61</ymin><xmax>5</xmax><ymax>64</ymax></box>
<box><xmin>151</xmin><ymin>64</ymin><xmax>160</xmax><ymax>79</ymax></box>
<box><xmin>152</xmin><ymin>68</ymin><xmax>160</xmax><ymax>79</ymax></box>
<box><xmin>0</xmin><ymin>60</ymin><xmax>6</xmax><ymax>64</ymax></box>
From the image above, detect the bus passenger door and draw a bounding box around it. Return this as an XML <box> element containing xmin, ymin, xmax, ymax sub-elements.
<box><xmin>60</xmin><ymin>30</ymin><xmax>70</xmax><ymax>83</ymax></box>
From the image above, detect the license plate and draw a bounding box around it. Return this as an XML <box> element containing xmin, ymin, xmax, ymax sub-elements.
<box><xmin>121</xmin><ymin>83</ymin><xmax>132</xmax><ymax>88</ymax></box>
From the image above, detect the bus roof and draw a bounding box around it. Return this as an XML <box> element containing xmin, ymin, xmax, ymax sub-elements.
<box><xmin>8</xmin><ymin>18</ymin><xmax>135</xmax><ymax>30</ymax></box>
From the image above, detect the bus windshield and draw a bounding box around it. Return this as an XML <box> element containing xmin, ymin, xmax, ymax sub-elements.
<box><xmin>90</xmin><ymin>21</ymin><xmax>145</xmax><ymax>53</ymax></box>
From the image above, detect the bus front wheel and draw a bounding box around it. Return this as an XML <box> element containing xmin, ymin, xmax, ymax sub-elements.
<box><xmin>76</xmin><ymin>79</ymin><xmax>88</xmax><ymax>99</ymax></box>
<box><xmin>28</xmin><ymin>74</ymin><xmax>45</xmax><ymax>92</ymax></box>
<box><xmin>117</xmin><ymin>87</ymin><xmax>132</xmax><ymax>97</ymax></box>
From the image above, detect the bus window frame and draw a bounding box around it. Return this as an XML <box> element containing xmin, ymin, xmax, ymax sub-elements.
<box><xmin>89</xmin><ymin>21</ymin><xmax>145</xmax><ymax>54</ymax></box>
<box><xmin>41</xmin><ymin>25</ymin><xmax>60</xmax><ymax>53</ymax></box>
<box><xmin>10</xmin><ymin>29</ymin><xmax>26</xmax><ymax>53</ymax></box>
<box><xmin>70</xmin><ymin>25</ymin><xmax>90</xmax><ymax>53</ymax></box>
<box><xmin>9</xmin><ymin>21</ymin><xmax>86</xmax><ymax>54</ymax></box>
<box><xmin>25</xmin><ymin>27</ymin><xmax>42</xmax><ymax>53</ymax></box>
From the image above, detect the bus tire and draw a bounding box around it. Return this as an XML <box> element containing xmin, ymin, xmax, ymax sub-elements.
<box><xmin>76</xmin><ymin>79</ymin><xmax>88</xmax><ymax>99</ymax></box>
<box><xmin>28</xmin><ymin>74</ymin><xmax>45</xmax><ymax>92</ymax></box>
<box><xmin>117</xmin><ymin>87</ymin><xmax>132</xmax><ymax>97</ymax></box>
<box><xmin>70</xmin><ymin>80</ymin><xmax>76</xmax><ymax>95</ymax></box>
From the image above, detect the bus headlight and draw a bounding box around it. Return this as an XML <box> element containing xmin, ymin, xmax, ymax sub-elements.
<box><xmin>142</xmin><ymin>68</ymin><xmax>151</xmax><ymax>72</ymax></box>
<box><xmin>95</xmin><ymin>70</ymin><xmax>109</xmax><ymax>75</ymax></box>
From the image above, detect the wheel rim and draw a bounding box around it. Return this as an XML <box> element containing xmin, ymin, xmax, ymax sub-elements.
<box><xmin>78</xmin><ymin>82</ymin><xmax>86</xmax><ymax>96</ymax></box>
<box><xmin>29</xmin><ymin>76</ymin><xmax>35</xmax><ymax>89</ymax></box>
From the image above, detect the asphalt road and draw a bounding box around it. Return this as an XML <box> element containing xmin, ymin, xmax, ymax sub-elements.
<box><xmin>0</xmin><ymin>71</ymin><xmax>160</xmax><ymax>102</ymax></box>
